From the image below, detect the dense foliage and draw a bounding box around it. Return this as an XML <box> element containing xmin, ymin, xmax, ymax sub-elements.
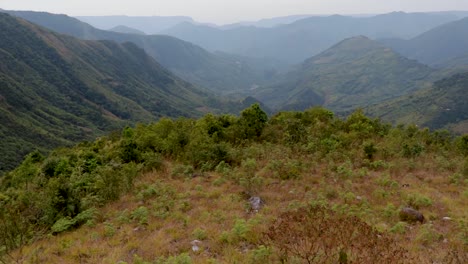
<box><xmin>5</xmin><ymin>10</ymin><xmax>279</xmax><ymax>93</ymax></box>
<box><xmin>368</xmin><ymin>71</ymin><xmax>468</xmax><ymax>134</ymax></box>
<box><xmin>1</xmin><ymin>104</ymin><xmax>467</xmax><ymax>262</ymax></box>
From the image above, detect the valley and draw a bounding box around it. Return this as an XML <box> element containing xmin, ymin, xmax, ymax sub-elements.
<box><xmin>0</xmin><ymin>4</ymin><xmax>468</xmax><ymax>263</ymax></box>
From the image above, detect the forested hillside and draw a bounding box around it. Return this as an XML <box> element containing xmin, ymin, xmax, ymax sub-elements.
<box><xmin>0</xmin><ymin>13</ymin><xmax>214</xmax><ymax>173</ymax></box>
<box><xmin>367</xmin><ymin>72</ymin><xmax>468</xmax><ymax>134</ymax></box>
<box><xmin>1</xmin><ymin>104</ymin><xmax>467</xmax><ymax>263</ymax></box>
<box><xmin>254</xmin><ymin>36</ymin><xmax>435</xmax><ymax>111</ymax></box>
<box><xmin>4</xmin><ymin>10</ymin><xmax>278</xmax><ymax>93</ymax></box>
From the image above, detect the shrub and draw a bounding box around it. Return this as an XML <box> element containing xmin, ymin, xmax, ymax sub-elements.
<box><xmin>250</xmin><ymin>245</ymin><xmax>272</xmax><ymax>263</ymax></box>
<box><xmin>192</xmin><ymin>228</ymin><xmax>207</xmax><ymax>240</ymax></box>
<box><xmin>405</xmin><ymin>193</ymin><xmax>433</xmax><ymax>209</ymax></box>
<box><xmin>390</xmin><ymin>222</ymin><xmax>408</xmax><ymax>234</ymax></box>
<box><xmin>363</xmin><ymin>142</ymin><xmax>377</xmax><ymax>159</ymax></box>
<box><xmin>265</xmin><ymin>205</ymin><xmax>413</xmax><ymax>263</ymax></box>
<box><xmin>51</xmin><ymin>217</ymin><xmax>75</xmax><ymax>234</ymax></box>
<box><xmin>131</xmin><ymin>206</ymin><xmax>149</xmax><ymax>226</ymax></box>
<box><xmin>416</xmin><ymin>224</ymin><xmax>443</xmax><ymax>246</ymax></box>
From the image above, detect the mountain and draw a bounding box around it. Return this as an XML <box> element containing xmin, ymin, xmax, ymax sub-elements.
<box><xmin>0</xmin><ymin>13</ymin><xmax>216</xmax><ymax>173</ymax></box>
<box><xmin>382</xmin><ymin>17</ymin><xmax>468</xmax><ymax>67</ymax></box>
<box><xmin>76</xmin><ymin>15</ymin><xmax>194</xmax><ymax>34</ymax></box>
<box><xmin>253</xmin><ymin>36</ymin><xmax>435</xmax><ymax>112</ymax></box>
<box><xmin>162</xmin><ymin>12</ymin><xmax>461</xmax><ymax>63</ymax></box>
<box><xmin>3</xmin><ymin>10</ymin><xmax>275</xmax><ymax>93</ymax></box>
<box><xmin>109</xmin><ymin>25</ymin><xmax>145</xmax><ymax>35</ymax></box>
<box><xmin>367</xmin><ymin>72</ymin><xmax>468</xmax><ymax>134</ymax></box>
<box><xmin>220</xmin><ymin>14</ymin><xmax>314</xmax><ymax>29</ymax></box>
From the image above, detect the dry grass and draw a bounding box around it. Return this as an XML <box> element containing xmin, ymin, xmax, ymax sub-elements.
<box><xmin>8</xmin><ymin>146</ymin><xmax>467</xmax><ymax>263</ymax></box>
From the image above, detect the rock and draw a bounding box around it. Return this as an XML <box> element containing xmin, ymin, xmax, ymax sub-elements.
<box><xmin>399</xmin><ymin>207</ymin><xmax>425</xmax><ymax>223</ymax></box>
<box><xmin>356</xmin><ymin>196</ymin><xmax>363</xmax><ymax>201</ymax></box>
<box><xmin>248</xmin><ymin>196</ymin><xmax>264</xmax><ymax>212</ymax></box>
<box><xmin>442</xmin><ymin>217</ymin><xmax>452</xmax><ymax>221</ymax></box>
<box><xmin>191</xmin><ymin>240</ymin><xmax>202</xmax><ymax>252</ymax></box>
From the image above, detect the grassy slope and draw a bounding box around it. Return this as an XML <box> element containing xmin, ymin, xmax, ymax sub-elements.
<box><xmin>367</xmin><ymin>72</ymin><xmax>468</xmax><ymax>134</ymax></box>
<box><xmin>255</xmin><ymin>36</ymin><xmax>434</xmax><ymax>112</ymax></box>
<box><xmin>0</xmin><ymin>13</ymin><xmax>213</xmax><ymax>173</ymax></box>
<box><xmin>2</xmin><ymin>107</ymin><xmax>467</xmax><ymax>263</ymax></box>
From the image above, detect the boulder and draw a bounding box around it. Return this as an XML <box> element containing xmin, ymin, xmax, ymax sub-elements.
<box><xmin>399</xmin><ymin>207</ymin><xmax>425</xmax><ymax>223</ymax></box>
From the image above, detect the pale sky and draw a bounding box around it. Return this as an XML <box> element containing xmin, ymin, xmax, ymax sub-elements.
<box><xmin>1</xmin><ymin>0</ymin><xmax>468</xmax><ymax>24</ymax></box>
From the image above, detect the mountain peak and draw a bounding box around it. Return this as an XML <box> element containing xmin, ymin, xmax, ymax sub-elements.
<box><xmin>304</xmin><ymin>36</ymin><xmax>386</xmax><ymax>66</ymax></box>
<box><xmin>109</xmin><ymin>25</ymin><xmax>145</xmax><ymax>35</ymax></box>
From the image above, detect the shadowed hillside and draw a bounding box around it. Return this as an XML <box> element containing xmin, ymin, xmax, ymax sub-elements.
<box><xmin>367</xmin><ymin>72</ymin><xmax>468</xmax><ymax>134</ymax></box>
<box><xmin>0</xmin><ymin>13</ymin><xmax>213</xmax><ymax>173</ymax></box>
<box><xmin>254</xmin><ymin>36</ymin><xmax>434</xmax><ymax>112</ymax></box>
<box><xmin>4</xmin><ymin>10</ymin><xmax>279</xmax><ymax>93</ymax></box>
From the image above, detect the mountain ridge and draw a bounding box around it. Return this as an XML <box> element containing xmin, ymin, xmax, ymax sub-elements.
<box><xmin>0</xmin><ymin>13</ymin><xmax>215</xmax><ymax>172</ymax></box>
<box><xmin>4</xmin><ymin>10</ymin><xmax>276</xmax><ymax>93</ymax></box>
<box><xmin>254</xmin><ymin>36</ymin><xmax>435</xmax><ymax>111</ymax></box>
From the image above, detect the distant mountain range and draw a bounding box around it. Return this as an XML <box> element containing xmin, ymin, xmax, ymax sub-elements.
<box><xmin>4</xmin><ymin>10</ymin><xmax>278</xmax><ymax>93</ymax></box>
<box><xmin>254</xmin><ymin>36</ymin><xmax>435</xmax><ymax>112</ymax></box>
<box><xmin>162</xmin><ymin>12</ymin><xmax>464</xmax><ymax>63</ymax></box>
<box><xmin>76</xmin><ymin>15</ymin><xmax>194</xmax><ymax>34</ymax></box>
<box><xmin>0</xmin><ymin>13</ymin><xmax>219</xmax><ymax>172</ymax></box>
<box><xmin>382</xmin><ymin>17</ymin><xmax>468</xmax><ymax>68</ymax></box>
<box><xmin>367</xmin><ymin>72</ymin><xmax>468</xmax><ymax>134</ymax></box>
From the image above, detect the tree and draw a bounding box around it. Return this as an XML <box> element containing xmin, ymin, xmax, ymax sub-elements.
<box><xmin>237</xmin><ymin>103</ymin><xmax>268</xmax><ymax>140</ymax></box>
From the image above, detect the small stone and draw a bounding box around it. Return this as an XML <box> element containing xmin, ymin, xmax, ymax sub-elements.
<box><xmin>442</xmin><ymin>217</ymin><xmax>452</xmax><ymax>221</ymax></box>
<box><xmin>249</xmin><ymin>196</ymin><xmax>264</xmax><ymax>212</ymax></box>
<box><xmin>191</xmin><ymin>240</ymin><xmax>202</xmax><ymax>252</ymax></box>
<box><xmin>443</xmin><ymin>238</ymin><xmax>448</xmax><ymax>243</ymax></box>
<box><xmin>356</xmin><ymin>196</ymin><xmax>362</xmax><ymax>201</ymax></box>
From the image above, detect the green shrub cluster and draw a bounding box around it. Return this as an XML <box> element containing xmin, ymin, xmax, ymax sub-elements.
<box><xmin>0</xmin><ymin>104</ymin><xmax>466</xmax><ymax>255</ymax></box>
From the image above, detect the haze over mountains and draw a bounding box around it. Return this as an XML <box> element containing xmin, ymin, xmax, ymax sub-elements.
<box><xmin>161</xmin><ymin>12</ymin><xmax>467</xmax><ymax>63</ymax></box>
<box><xmin>254</xmin><ymin>36</ymin><xmax>435</xmax><ymax>112</ymax></box>
<box><xmin>2</xmin><ymin>3</ymin><xmax>468</xmax><ymax>263</ymax></box>
<box><xmin>77</xmin><ymin>15</ymin><xmax>195</xmax><ymax>34</ymax></box>
<box><xmin>5</xmin><ymin>10</ymin><xmax>279</xmax><ymax>93</ymax></box>
<box><xmin>2</xmin><ymin>7</ymin><xmax>468</xmax><ymax>171</ymax></box>
<box><xmin>383</xmin><ymin>16</ymin><xmax>468</xmax><ymax>68</ymax></box>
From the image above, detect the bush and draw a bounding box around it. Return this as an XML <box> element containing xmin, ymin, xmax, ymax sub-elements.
<box><xmin>131</xmin><ymin>206</ymin><xmax>149</xmax><ymax>226</ymax></box>
<box><xmin>51</xmin><ymin>217</ymin><xmax>75</xmax><ymax>234</ymax></box>
<box><xmin>192</xmin><ymin>228</ymin><xmax>207</xmax><ymax>240</ymax></box>
<box><xmin>265</xmin><ymin>205</ymin><xmax>413</xmax><ymax>263</ymax></box>
<box><xmin>405</xmin><ymin>193</ymin><xmax>433</xmax><ymax>209</ymax></box>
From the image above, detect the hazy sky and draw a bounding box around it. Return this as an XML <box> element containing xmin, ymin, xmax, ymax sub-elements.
<box><xmin>2</xmin><ymin>0</ymin><xmax>468</xmax><ymax>24</ymax></box>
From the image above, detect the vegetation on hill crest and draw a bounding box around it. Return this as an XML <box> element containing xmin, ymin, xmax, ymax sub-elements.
<box><xmin>1</xmin><ymin>104</ymin><xmax>467</xmax><ymax>263</ymax></box>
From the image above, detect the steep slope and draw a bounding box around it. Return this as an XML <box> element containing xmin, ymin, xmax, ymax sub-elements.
<box><xmin>367</xmin><ymin>72</ymin><xmax>468</xmax><ymax>134</ymax></box>
<box><xmin>4</xmin><ymin>10</ymin><xmax>274</xmax><ymax>93</ymax></box>
<box><xmin>0</xmin><ymin>13</ymin><xmax>212</xmax><ymax>173</ymax></box>
<box><xmin>382</xmin><ymin>17</ymin><xmax>468</xmax><ymax>67</ymax></box>
<box><xmin>254</xmin><ymin>36</ymin><xmax>435</xmax><ymax>111</ymax></box>
<box><xmin>109</xmin><ymin>25</ymin><xmax>146</xmax><ymax>35</ymax></box>
<box><xmin>162</xmin><ymin>12</ymin><xmax>461</xmax><ymax>63</ymax></box>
